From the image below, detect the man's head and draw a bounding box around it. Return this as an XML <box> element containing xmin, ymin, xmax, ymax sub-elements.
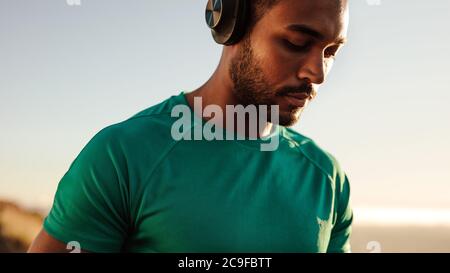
<box><xmin>228</xmin><ymin>0</ymin><xmax>349</xmax><ymax>126</ymax></box>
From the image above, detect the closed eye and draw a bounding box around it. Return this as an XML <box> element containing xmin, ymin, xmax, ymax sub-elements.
<box><xmin>282</xmin><ymin>39</ymin><xmax>311</xmax><ymax>53</ymax></box>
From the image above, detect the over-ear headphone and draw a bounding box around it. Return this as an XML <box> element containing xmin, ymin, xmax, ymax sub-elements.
<box><xmin>205</xmin><ymin>0</ymin><xmax>248</xmax><ymax>45</ymax></box>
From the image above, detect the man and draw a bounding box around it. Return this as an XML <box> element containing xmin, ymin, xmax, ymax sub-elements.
<box><xmin>29</xmin><ymin>0</ymin><xmax>352</xmax><ymax>253</ymax></box>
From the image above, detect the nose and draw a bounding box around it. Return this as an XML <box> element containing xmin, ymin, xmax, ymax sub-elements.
<box><xmin>297</xmin><ymin>49</ymin><xmax>326</xmax><ymax>85</ymax></box>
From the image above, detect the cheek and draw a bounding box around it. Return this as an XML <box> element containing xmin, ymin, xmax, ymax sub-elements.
<box><xmin>255</xmin><ymin>41</ymin><xmax>298</xmax><ymax>85</ymax></box>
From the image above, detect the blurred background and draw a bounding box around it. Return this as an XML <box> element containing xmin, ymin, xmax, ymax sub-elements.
<box><xmin>1</xmin><ymin>0</ymin><xmax>449</xmax><ymax>252</ymax></box>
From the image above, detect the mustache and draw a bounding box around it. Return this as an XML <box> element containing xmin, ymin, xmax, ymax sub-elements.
<box><xmin>276</xmin><ymin>83</ymin><xmax>315</xmax><ymax>98</ymax></box>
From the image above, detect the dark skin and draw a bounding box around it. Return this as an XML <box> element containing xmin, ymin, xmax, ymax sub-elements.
<box><xmin>28</xmin><ymin>0</ymin><xmax>348</xmax><ymax>253</ymax></box>
<box><xmin>28</xmin><ymin>229</ymin><xmax>82</xmax><ymax>253</ymax></box>
<box><xmin>186</xmin><ymin>0</ymin><xmax>348</xmax><ymax>132</ymax></box>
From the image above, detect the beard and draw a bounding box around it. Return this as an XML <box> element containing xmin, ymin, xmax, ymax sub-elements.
<box><xmin>229</xmin><ymin>37</ymin><xmax>315</xmax><ymax>127</ymax></box>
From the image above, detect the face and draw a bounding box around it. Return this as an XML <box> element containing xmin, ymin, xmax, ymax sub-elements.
<box><xmin>229</xmin><ymin>0</ymin><xmax>349</xmax><ymax>126</ymax></box>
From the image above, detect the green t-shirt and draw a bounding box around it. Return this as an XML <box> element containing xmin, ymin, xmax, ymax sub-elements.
<box><xmin>44</xmin><ymin>92</ymin><xmax>353</xmax><ymax>253</ymax></box>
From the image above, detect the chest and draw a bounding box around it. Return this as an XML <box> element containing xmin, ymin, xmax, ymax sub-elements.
<box><xmin>128</xmin><ymin>150</ymin><xmax>336</xmax><ymax>252</ymax></box>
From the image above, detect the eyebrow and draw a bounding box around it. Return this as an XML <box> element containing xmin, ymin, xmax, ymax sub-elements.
<box><xmin>286</xmin><ymin>24</ymin><xmax>347</xmax><ymax>45</ymax></box>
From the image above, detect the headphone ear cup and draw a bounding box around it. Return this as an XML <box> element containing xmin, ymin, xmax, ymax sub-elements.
<box><xmin>205</xmin><ymin>0</ymin><xmax>248</xmax><ymax>45</ymax></box>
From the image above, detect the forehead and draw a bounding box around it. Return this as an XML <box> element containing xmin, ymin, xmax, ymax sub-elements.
<box><xmin>260</xmin><ymin>0</ymin><xmax>349</xmax><ymax>42</ymax></box>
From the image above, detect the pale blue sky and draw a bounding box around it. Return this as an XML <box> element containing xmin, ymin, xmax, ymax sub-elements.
<box><xmin>1</xmin><ymin>0</ymin><xmax>449</xmax><ymax>215</ymax></box>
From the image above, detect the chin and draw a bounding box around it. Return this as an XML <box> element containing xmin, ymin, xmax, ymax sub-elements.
<box><xmin>278</xmin><ymin>116</ymin><xmax>299</xmax><ymax>127</ymax></box>
<box><xmin>275</xmin><ymin>109</ymin><xmax>302</xmax><ymax>127</ymax></box>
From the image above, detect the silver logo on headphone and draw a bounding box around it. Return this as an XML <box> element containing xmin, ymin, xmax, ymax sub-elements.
<box><xmin>205</xmin><ymin>0</ymin><xmax>223</xmax><ymax>29</ymax></box>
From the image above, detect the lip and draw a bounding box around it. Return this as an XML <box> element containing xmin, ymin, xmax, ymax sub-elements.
<box><xmin>285</xmin><ymin>92</ymin><xmax>310</xmax><ymax>100</ymax></box>
<box><xmin>282</xmin><ymin>93</ymin><xmax>310</xmax><ymax>108</ymax></box>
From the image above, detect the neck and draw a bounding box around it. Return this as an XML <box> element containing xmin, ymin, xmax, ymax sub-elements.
<box><xmin>185</xmin><ymin>57</ymin><xmax>274</xmax><ymax>139</ymax></box>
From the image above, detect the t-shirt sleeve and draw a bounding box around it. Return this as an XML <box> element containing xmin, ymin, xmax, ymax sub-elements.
<box><xmin>43</xmin><ymin>126</ymin><xmax>130</xmax><ymax>252</ymax></box>
<box><xmin>327</xmin><ymin>171</ymin><xmax>353</xmax><ymax>253</ymax></box>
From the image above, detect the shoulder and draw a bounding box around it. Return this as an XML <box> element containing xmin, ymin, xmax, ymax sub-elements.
<box><xmin>91</xmin><ymin>94</ymin><xmax>184</xmax><ymax>147</ymax></box>
<box><xmin>76</xmin><ymin>94</ymin><xmax>185</xmax><ymax>170</ymax></box>
<box><xmin>281</xmin><ymin>127</ymin><xmax>347</xmax><ymax>187</ymax></box>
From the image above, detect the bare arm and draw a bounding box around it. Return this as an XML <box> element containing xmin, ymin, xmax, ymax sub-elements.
<box><xmin>27</xmin><ymin>228</ymin><xmax>88</xmax><ymax>253</ymax></box>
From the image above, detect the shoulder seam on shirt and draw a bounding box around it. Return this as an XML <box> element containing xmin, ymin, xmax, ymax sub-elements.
<box><xmin>142</xmin><ymin>136</ymin><xmax>185</xmax><ymax>184</ymax></box>
<box><xmin>296</xmin><ymin>141</ymin><xmax>334</xmax><ymax>182</ymax></box>
<box><xmin>132</xmin><ymin>125</ymin><xmax>193</xmax><ymax>224</ymax></box>
<box><xmin>281</xmin><ymin>129</ymin><xmax>334</xmax><ymax>181</ymax></box>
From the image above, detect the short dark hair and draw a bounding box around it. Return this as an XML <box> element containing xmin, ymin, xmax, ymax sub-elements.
<box><xmin>246</xmin><ymin>0</ymin><xmax>281</xmax><ymax>34</ymax></box>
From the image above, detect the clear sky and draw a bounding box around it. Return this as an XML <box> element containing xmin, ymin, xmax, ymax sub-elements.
<box><xmin>1</xmin><ymin>0</ymin><xmax>450</xmax><ymax>222</ymax></box>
